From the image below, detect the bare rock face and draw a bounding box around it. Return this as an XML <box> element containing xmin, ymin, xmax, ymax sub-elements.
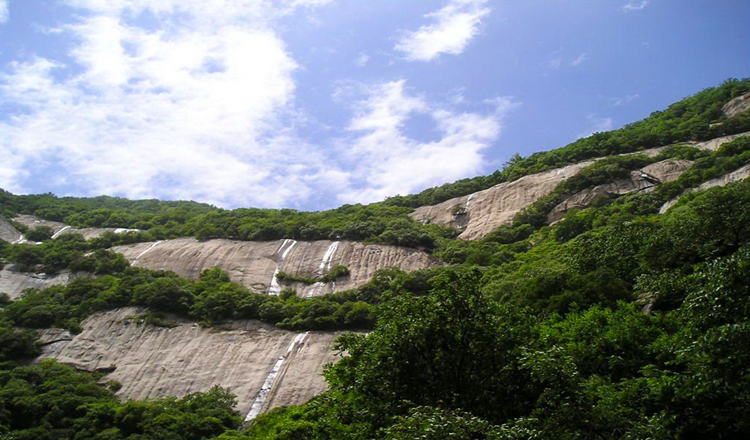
<box><xmin>38</xmin><ymin>307</ymin><xmax>348</xmax><ymax>418</ymax></box>
<box><xmin>0</xmin><ymin>215</ymin><xmax>23</xmax><ymax>243</ymax></box>
<box><xmin>410</xmin><ymin>162</ymin><xmax>593</xmax><ymax>240</ymax></box>
<box><xmin>0</xmin><ymin>266</ymin><xmax>75</xmax><ymax>299</ymax></box>
<box><xmin>12</xmin><ymin>215</ymin><xmax>139</xmax><ymax>240</ymax></box>
<box><xmin>547</xmin><ymin>159</ymin><xmax>693</xmax><ymax>223</ymax></box>
<box><xmin>690</xmin><ymin>131</ymin><xmax>750</xmax><ymax>151</ymax></box>
<box><xmin>112</xmin><ymin>238</ymin><xmax>441</xmax><ymax>296</ymax></box>
<box><xmin>641</xmin><ymin>159</ymin><xmax>694</xmax><ymax>183</ymax></box>
<box><xmin>13</xmin><ymin>215</ymin><xmax>68</xmax><ymax>235</ymax></box>
<box><xmin>723</xmin><ymin>92</ymin><xmax>750</xmax><ymax>118</ymax></box>
<box><xmin>659</xmin><ymin>163</ymin><xmax>750</xmax><ymax>214</ymax></box>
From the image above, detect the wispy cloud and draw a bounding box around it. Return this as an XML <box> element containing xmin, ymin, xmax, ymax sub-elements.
<box><xmin>621</xmin><ymin>1</ymin><xmax>651</xmax><ymax>12</ymax></box>
<box><xmin>609</xmin><ymin>94</ymin><xmax>640</xmax><ymax>106</ymax></box>
<box><xmin>577</xmin><ymin>114</ymin><xmax>614</xmax><ymax>139</ymax></box>
<box><xmin>570</xmin><ymin>52</ymin><xmax>588</xmax><ymax>67</ymax></box>
<box><xmin>0</xmin><ymin>0</ymin><xmax>334</xmax><ymax>208</ymax></box>
<box><xmin>355</xmin><ymin>53</ymin><xmax>370</xmax><ymax>67</ymax></box>
<box><xmin>395</xmin><ymin>0</ymin><xmax>490</xmax><ymax>62</ymax></box>
<box><xmin>336</xmin><ymin>80</ymin><xmax>518</xmax><ymax>203</ymax></box>
<box><xmin>0</xmin><ymin>0</ymin><xmax>9</xmax><ymax>24</ymax></box>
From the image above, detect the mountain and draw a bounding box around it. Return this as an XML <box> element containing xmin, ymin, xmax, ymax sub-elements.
<box><xmin>1</xmin><ymin>79</ymin><xmax>750</xmax><ymax>439</ymax></box>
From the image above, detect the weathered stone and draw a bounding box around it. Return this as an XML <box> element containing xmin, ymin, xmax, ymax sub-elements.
<box><xmin>0</xmin><ymin>215</ymin><xmax>22</xmax><ymax>243</ymax></box>
<box><xmin>112</xmin><ymin>238</ymin><xmax>441</xmax><ymax>296</ymax></box>
<box><xmin>722</xmin><ymin>92</ymin><xmax>750</xmax><ymax>118</ymax></box>
<box><xmin>38</xmin><ymin>307</ymin><xmax>348</xmax><ymax>417</ymax></box>
<box><xmin>659</xmin><ymin>163</ymin><xmax>750</xmax><ymax>214</ymax></box>
<box><xmin>546</xmin><ymin>159</ymin><xmax>693</xmax><ymax>223</ymax></box>
<box><xmin>410</xmin><ymin>162</ymin><xmax>593</xmax><ymax>240</ymax></box>
<box><xmin>689</xmin><ymin>131</ymin><xmax>750</xmax><ymax>151</ymax></box>
<box><xmin>0</xmin><ymin>266</ymin><xmax>75</xmax><ymax>300</ymax></box>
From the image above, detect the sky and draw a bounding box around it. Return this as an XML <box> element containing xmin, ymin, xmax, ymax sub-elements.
<box><xmin>0</xmin><ymin>0</ymin><xmax>748</xmax><ymax>210</ymax></box>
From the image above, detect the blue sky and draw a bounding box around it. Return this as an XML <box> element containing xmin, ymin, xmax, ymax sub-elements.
<box><xmin>0</xmin><ymin>0</ymin><xmax>748</xmax><ymax>210</ymax></box>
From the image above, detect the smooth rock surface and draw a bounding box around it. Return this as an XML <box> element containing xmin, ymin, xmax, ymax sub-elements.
<box><xmin>38</xmin><ymin>307</ymin><xmax>347</xmax><ymax>417</ymax></box>
<box><xmin>410</xmin><ymin>162</ymin><xmax>593</xmax><ymax>240</ymax></box>
<box><xmin>689</xmin><ymin>131</ymin><xmax>750</xmax><ymax>151</ymax></box>
<box><xmin>722</xmin><ymin>92</ymin><xmax>750</xmax><ymax>117</ymax></box>
<box><xmin>659</xmin><ymin>163</ymin><xmax>750</xmax><ymax>213</ymax></box>
<box><xmin>0</xmin><ymin>215</ymin><xmax>22</xmax><ymax>243</ymax></box>
<box><xmin>12</xmin><ymin>215</ymin><xmax>139</xmax><ymax>240</ymax></box>
<box><xmin>0</xmin><ymin>266</ymin><xmax>75</xmax><ymax>299</ymax></box>
<box><xmin>547</xmin><ymin>159</ymin><xmax>693</xmax><ymax>223</ymax></box>
<box><xmin>112</xmin><ymin>238</ymin><xmax>441</xmax><ymax>296</ymax></box>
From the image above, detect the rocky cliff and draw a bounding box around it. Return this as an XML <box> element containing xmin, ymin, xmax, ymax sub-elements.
<box><xmin>0</xmin><ymin>267</ymin><xmax>75</xmax><ymax>300</ymax></box>
<box><xmin>547</xmin><ymin>159</ymin><xmax>693</xmax><ymax>223</ymax></box>
<box><xmin>660</xmin><ymin>162</ymin><xmax>750</xmax><ymax>213</ymax></box>
<box><xmin>0</xmin><ymin>215</ymin><xmax>23</xmax><ymax>243</ymax></box>
<box><xmin>410</xmin><ymin>132</ymin><xmax>750</xmax><ymax>240</ymax></box>
<box><xmin>38</xmin><ymin>307</ymin><xmax>348</xmax><ymax>420</ymax></box>
<box><xmin>112</xmin><ymin>238</ymin><xmax>441</xmax><ymax>296</ymax></box>
<box><xmin>722</xmin><ymin>92</ymin><xmax>750</xmax><ymax>118</ymax></box>
<box><xmin>12</xmin><ymin>214</ymin><xmax>139</xmax><ymax>240</ymax></box>
<box><xmin>410</xmin><ymin>162</ymin><xmax>594</xmax><ymax>240</ymax></box>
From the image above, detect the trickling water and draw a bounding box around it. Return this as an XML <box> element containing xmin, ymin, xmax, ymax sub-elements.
<box><xmin>51</xmin><ymin>226</ymin><xmax>71</xmax><ymax>239</ymax></box>
<box><xmin>133</xmin><ymin>240</ymin><xmax>164</xmax><ymax>265</ymax></box>
<box><xmin>318</xmin><ymin>241</ymin><xmax>339</xmax><ymax>273</ymax></box>
<box><xmin>245</xmin><ymin>332</ymin><xmax>309</xmax><ymax>422</ymax></box>
<box><xmin>268</xmin><ymin>239</ymin><xmax>297</xmax><ymax>295</ymax></box>
<box><xmin>306</xmin><ymin>241</ymin><xmax>340</xmax><ymax>298</ymax></box>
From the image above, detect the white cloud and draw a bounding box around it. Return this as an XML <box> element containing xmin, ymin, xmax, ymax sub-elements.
<box><xmin>336</xmin><ymin>80</ymin><xmax>518</xmax><ymax>204</ymax></box>
<box><xmin>395</xmin><ymin>0</ymin><xmax>490</xmax><ymax>62</ymax></box>
<box><xmin>576</xmin><ymin>114</ymin><xmax>614</xmax><ymax>139</ymax></box>
<box><xmin>621</xmin><ymin>1</ymin><xmax>651</xmax><ymax>12</ymax></box>
<box><xmin>0</xmin><ymin>0</ymin><xmax>8</xmax><ymax>24</ymax></box>
<box><xmin>0</xmin><ymin>0</ymin><xmax>335</xmax><ymax>208</ymax></box>
<box><xmin>609</xmin><ymin>94</ymin><xmax>640</xmax><ymax>106</ymax></box>
<box><xmin>570</xmin><ymin>52</ymin><xmax>588</xmax><ymax>66</ymax></box>
<box><xmin>355</xmin><ymin>53</ymin><xmax>370</xmax><ymax>67</ymax></box>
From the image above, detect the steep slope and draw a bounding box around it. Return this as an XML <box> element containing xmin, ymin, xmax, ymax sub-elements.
<box><xmin>38</xmin><ymin>307</ymin><xmax>348</xmax><ymax>419</ymax></box>
<box><xmin>12</xmin><ymin>214</ymin><xmax>138</xmax><ymax>240</ymax></box>
<box><xmin>660</xmin><ymin>162</ymin><xmax>750</xmax><ymax>213</ymax></box>
<box><xmin>410</xmin><ymin>132</ymin><xmax>748</xmax><ymax>240</ymax></box>
<box><xmin>0</xmin><ymin>215</ymin><xmax>22</xmax><ymax>243</ymax></box>
<box><xmin>722</xmin><ymin>91</ymin><xmax>750</xmax><ymax>117</ymax></box>
<box><xmin>410</xmin><ymin>162</ymin><xmax>593</xmax><ymax>240</ymax></box>
<box><xmin>112</xmin><ymin>238</ymin><xmax>441</xmax><ymax>296</ymax></box>
<box><xmin>0</xmin><ymin>267</ymin><xmax>74</xmax><ymax>300</ymax></box>
<box><xmin>547</xmin><ymin>159</ymin><xmax>693</xmax><ymax>223</ymax></box>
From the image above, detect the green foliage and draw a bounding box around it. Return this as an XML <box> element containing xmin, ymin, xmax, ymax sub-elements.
<box><xmin>24</xmin><ymin>225</ymin><xmax>54</xmax><ymax>242</ymax></box>
<box><xmin>276</xmin><ymin>265</ymin><xmax>350</xmax><ymax>285</ymax></box>
<box><xmin>0</xmin><ymin>327</ymin><xmax>40</xmax><ymax>362</ymax></box>
<box><xmin>0</xmin><ymin>360</ymin><xmax>240</xmax><ymax>440</ymax></box>
<box><xmin>1</xmin><ymin>266</ymin><xmax>386</xmax><ymax>331</ymax></box>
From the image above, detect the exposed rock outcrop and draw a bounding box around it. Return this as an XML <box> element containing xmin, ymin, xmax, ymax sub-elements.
<box><xmin>689</xmin><ymin>131</ymin><xmax>750</xmax><ymax>151</ymax></box>
<box><xmin>112</xmin><ymin>238</ymin><xmax>441</xmax><ymax>296</ymax></box>
<box><xmin>547</xmin><ymin>159</ymin><xmax>693</xmax><ymax>223</ymax></box>
<box><xmin>0</xmin><ymin>267</ymin><xmax>75</xmax><ymax>299</ymax></box>
<box><xmin>0</xmin><ymin>215</ymin><xmax>23</xmax><ymax>243</ymax></box>
<box><xmin>410</xmin><ymin>162</ymin><xmax>593</xmax><ymax>240</ymax></box>
<box><xmin>12</xmin><ymin>215</ymin><xmax>139</xmax><ymax>240</ymax></box>
<box><xmin>722</xmin><ymin>92</ymin><xmax>750</xmax><ymax>118</ymax></box>
<box><xmin>659</xmin><ymin>163</ymin><xmax>750</xmax><ymax>213</ymax></box>
<box><xmin>38</xmin><ymin>307</ymin><xmax>348</xmax><ymax>418</ymax></box>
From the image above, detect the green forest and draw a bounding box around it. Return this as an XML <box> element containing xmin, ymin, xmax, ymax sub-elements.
<box><xmin>1</xmin><ymin>79</ymin><xmax>750</xmax><ymax>439</ymax></box>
